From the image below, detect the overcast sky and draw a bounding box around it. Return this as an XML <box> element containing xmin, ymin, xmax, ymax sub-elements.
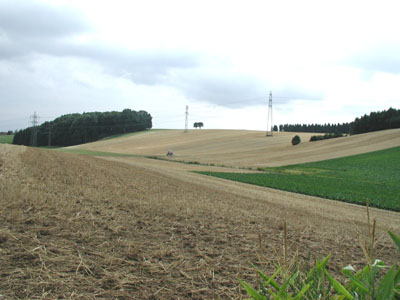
<box><xmin>1</xmin><ymin>0</ymin><xmax>399</xmax><ymax>132</ymax></box>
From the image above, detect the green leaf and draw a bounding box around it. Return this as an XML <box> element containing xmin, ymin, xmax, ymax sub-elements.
<box><xmin>342</xmin><ymin>268</ymin><xmax>369</xmax><ymax>295</ymax></box>
<box><xmin>388</xmin><ymin>231</ymin><xmax>400</xmax><ymax>254</ymax></box>
<box><xmin>324</xmin><ymin>269</ymin><xmax>354</xmax><ymax>300</ymax></box>
<box><xmin>307</xmin><ymin>254</ymin><xmax>331</xmax><ymax>280</ymax></box>
<box><xmin>395</xmin><ymin>267</ymin><xmax>400</xmax><ymax>286</ymax></box>
<box><xmin>277</xmin><ymin>271</ymin><xmax>299</xmax><ymax>297</ymax></box>
<box><xmin>254</xmin><ymin>265</ymin><xmax>282</xmax><ymax>291</ymax></box>
<box><xmin>316</xmin><ymin>254</ymin><xmax>331</xmax><ymax>270</ymax></box>
<box><xmin>239</xmin><ymin>279</ymin><xmax>265</xmax><ymax>300</ymax></box>
<box><xmin>376</xmin><ymin>265</ymin><xmax>396</xmax><ymax>300</ymax></box>
<box><xmin>293</xmin><ymin>282</ymin><xmax>312</xmax><ymax>300</ymax></box>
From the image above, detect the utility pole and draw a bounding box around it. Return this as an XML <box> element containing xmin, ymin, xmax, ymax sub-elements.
<box><xmin>30</xmin><ymin>111</ymin><xmax>40</xmax><ymax>146</ymax></box>
<box><xmin>47</xmin><ymin>123</ymin><xmax>52</xmax><ymax>147</ymax></box>
<box><xmin>184</xmin><ymin>105</ymin><xmax>188</xmax><ymax>133</ymax></box>
<box><xmin>266</xmin><ymin>91</ymin><xmax>273</xmax><ymax>136</ymax></box>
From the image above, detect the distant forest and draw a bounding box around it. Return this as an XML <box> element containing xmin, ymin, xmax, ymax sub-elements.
<box><xmin>278</xmin><ymin>107</ymin><xmax>400</xmax><ymax>134</ymax></box>
<box><xmin>13</xmin><ymin>109</ymin><xmax>152</xmax><ymax>147</ymax></box>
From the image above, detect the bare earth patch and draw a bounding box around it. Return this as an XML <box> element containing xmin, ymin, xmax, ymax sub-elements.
<box><xmin>1</xmin><ymin>129</ymin><xmax>400</xmax><ymax>299</ymax></box>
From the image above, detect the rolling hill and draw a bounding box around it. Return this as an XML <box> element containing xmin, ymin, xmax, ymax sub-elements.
<box><xmin>1</xmin><ymin>128</ymin><xmax>400</xmax><ymax>299</ymax></box>
<box><xmin>70</xmin><ymin>128</ymin><xmax>400</xmax><ymax>167</ymax></box>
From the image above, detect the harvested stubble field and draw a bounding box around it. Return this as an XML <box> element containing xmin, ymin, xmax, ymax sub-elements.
<box><xmin>1</xmin><ymin>129</ymin><xmax>400</xmax><ymax>299</ymax></box>
<box><xmin>70</xmin><ymin>128</ymin><xmax>400</xmax><ymax>168</ymax></box>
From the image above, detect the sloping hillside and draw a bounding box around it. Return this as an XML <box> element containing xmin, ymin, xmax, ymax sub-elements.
<box><xmin>1</xmin><ymin>144</ymin><xmax>400</xmax><ymax>299</ymax></box>
<box><xmin>71</xmin><ymin>128</ymin><xmax>400</xmax><ymax>167</ymax></box>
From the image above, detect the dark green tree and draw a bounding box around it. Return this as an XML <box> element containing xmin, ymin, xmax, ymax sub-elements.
<box><xmin>291</xmin><ymin>135</ymin><xmax>301</xmax><ymax>145</ymax></box>
<box><xmin>194</xmin><ymin>122</ymin><xmax>204</xmax><ymax>129</ymax></box>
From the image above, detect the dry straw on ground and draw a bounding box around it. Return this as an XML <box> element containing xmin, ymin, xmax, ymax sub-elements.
<box><xmin>71</xmin><ymin>128</ymin><xmax>400</xmax><ymax>167</ymax></box>
<box><xmin>1</xmin><ymin>129</ymin><xmax>400</xmax><ymax>299</ymax></box>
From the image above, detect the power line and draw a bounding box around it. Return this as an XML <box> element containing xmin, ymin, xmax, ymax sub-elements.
<box><xmin>273</xmin><ymin>96</ymin><xmax>324</xmax><ymax>101</ymax></box>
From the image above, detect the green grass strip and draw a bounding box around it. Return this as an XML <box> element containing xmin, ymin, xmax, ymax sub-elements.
<box><xmin>56</xmin><ymin>148</ymin><xmax>138</xmax><ymax>157</ymax></box>
<box><xmin>0</xmin><ymin>135</ymin><xmax>14</xmax><ymax>144</ymax></box>
<box><xmin>196</xmin><ymin>146</ymin><xmax>400</xmax><ymax>211</ymax></box>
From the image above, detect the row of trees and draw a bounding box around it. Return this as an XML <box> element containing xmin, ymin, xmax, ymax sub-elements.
<box><xmin>13</xmin><ymin>109</ymin><xmax>152</xmax><ymax>147</ymax></box>
<box><xmin>278</xmin><ymin>108</ymin><xmax>399</xmax><ymax>134</ymax></box>
<box><xmin>310</xmin><ymin>132</ymin><xmax>344</xmax><ymax>142</ymax></box>
<box><xmin>278</xmin><ymin>123</ymin><xmax>350</xmax><ymax>134</ymax></box>
<box><xmin>350</xmin><ymin>107</ymin><xmax>400</xmax><ymax>134</ymax></box>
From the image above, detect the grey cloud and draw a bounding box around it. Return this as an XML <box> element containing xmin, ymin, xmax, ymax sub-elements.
<box><xmin>0</xmin><ymin>1</ymin><xmax>284</xmax><ymax>107</ymax></box>
<box><xmin>346</xmin><ymin>44</ymin><xmax>400</xmax><ymax>74</ymax></box>
<box><xmin>0</xmin><ymin>0</ymin><xmax>90</xmax><ymax>38</ymax></box>
<box><xmin>0</xmin><ymin>0</ymin><xmax>323</xmax><ymax>116</ymax></box>
<box><xmin>167</xmin><ymin>70</ymin><xmax>267</xmax><ymax>107</ymax></box>
<box><xmin>0</xmin><ymin>0</ymin><xmax>200</xmax><ymax>82</ymax></box>
<box><xmin>77</xmin><ymin>46</ymin><xmax>202</xmax><ymax>85</ymax></box>
<box><xmin>0</xmin><ymin>0</ymin><xmax>91</xmax><ymax>60</ymax></box>
<box><xmin>271</xmin><ymin>87</ymin><xmax>325</xmax><ymax>103</ymax></box>
<box><xmin>164</xmin><ymin>68</ymin><xmax>325</xmax><ymax>108</ymax></box>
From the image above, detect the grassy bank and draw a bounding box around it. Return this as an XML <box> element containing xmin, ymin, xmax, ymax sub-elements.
<box><xmin>197</xmin><ymin>146</ymin><xmax>400</xmax><ymax>211</ymax></box>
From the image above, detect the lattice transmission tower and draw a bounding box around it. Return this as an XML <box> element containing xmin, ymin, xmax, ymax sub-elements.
<box><xmin>266</xmin><ymin>91</ymin><xmax>273</xmax><ymax>136</ymax></box>
<box><xmin>30</xmin><ymin>111</ymin><xmax>40</xmax><ymax>146</ymax></box>
<box><xmin>184</xmin><ymin>105</ymin><xmax>189</xmax><ymax>133</ymax></box>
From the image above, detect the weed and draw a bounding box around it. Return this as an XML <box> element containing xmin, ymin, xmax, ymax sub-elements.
<box><xmin>241</xmin><ymin>205</ymin><xmax>400</xmax><ymax>299</ymax></box>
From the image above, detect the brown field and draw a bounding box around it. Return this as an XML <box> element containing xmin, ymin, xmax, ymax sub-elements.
<box><xmin>71</xmin><ymin>128</ymin><xmax>400</xmax><ymax>167</ymax></box>
<box><xmin>1</xmin><ymin>129</ymin><xmax>400</xmax><ymax>299</ymax></box>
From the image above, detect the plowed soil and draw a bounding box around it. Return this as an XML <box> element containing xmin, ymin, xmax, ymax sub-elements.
<box><xmin>1</xmin><ymin>129</ymin><xmax>400</xmax><ymax>299</ymax></box>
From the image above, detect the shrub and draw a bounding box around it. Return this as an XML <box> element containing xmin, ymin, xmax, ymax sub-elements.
<box><xmin>291</xmin><ymin>135</ymin><xmax>301</xmax><ymax>146</ymax></box>
<box><xmin>310</xmin><ymin>132</ymin><xmax>344</xmax><ymax>142</ymax></box>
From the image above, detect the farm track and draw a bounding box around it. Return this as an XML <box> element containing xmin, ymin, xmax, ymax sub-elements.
<box><xmin>1</xmin><ymin>129</ymin><xmax>400</xmax><ymax>299</ymax></box>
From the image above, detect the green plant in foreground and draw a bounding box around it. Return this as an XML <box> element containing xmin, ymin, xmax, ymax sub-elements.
<box><xmin>332</xmin><ymin>229</ymin><xmax>400</xmax><ymax>300</ymax></box>
<box><xmin>240</xmin><ymin>255</ymin><xmax>333</xmax><ymax>300</ymax></box>
<box><xmin>241</xmin><ymin>215</ymin><xmax>400</xmax><ymax>299</ymax></box>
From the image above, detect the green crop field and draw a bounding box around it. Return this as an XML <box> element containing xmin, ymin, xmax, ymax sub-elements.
<box><xmin>197</xmin><ymin>146</ymin><xmax>400</xmax><ymax>211</ymax></box>
<box><xmin>0</xmin><ymin>135</ymin><xmax>14</xmax><ymax>144</ymax></box>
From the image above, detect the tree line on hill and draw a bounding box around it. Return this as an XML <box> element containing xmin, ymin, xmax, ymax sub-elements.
<box><xmin>278</xmin><ymin>107</ymin><xmax>399</xmax><ymax>134</ymax></box>
<box><xmin>277</xmin><ymin>123</ymin><xmax>350</xmax><ymax>134</ymax></box>
<box><xmin>350</xmin><ymin>107</ymin><xmax>400</xmax><ymax>134</ymax></box>
<box><xmin>13</xmin><ymin>109</ymin><xmax>152</xmax><ymax>147</ymax></box>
